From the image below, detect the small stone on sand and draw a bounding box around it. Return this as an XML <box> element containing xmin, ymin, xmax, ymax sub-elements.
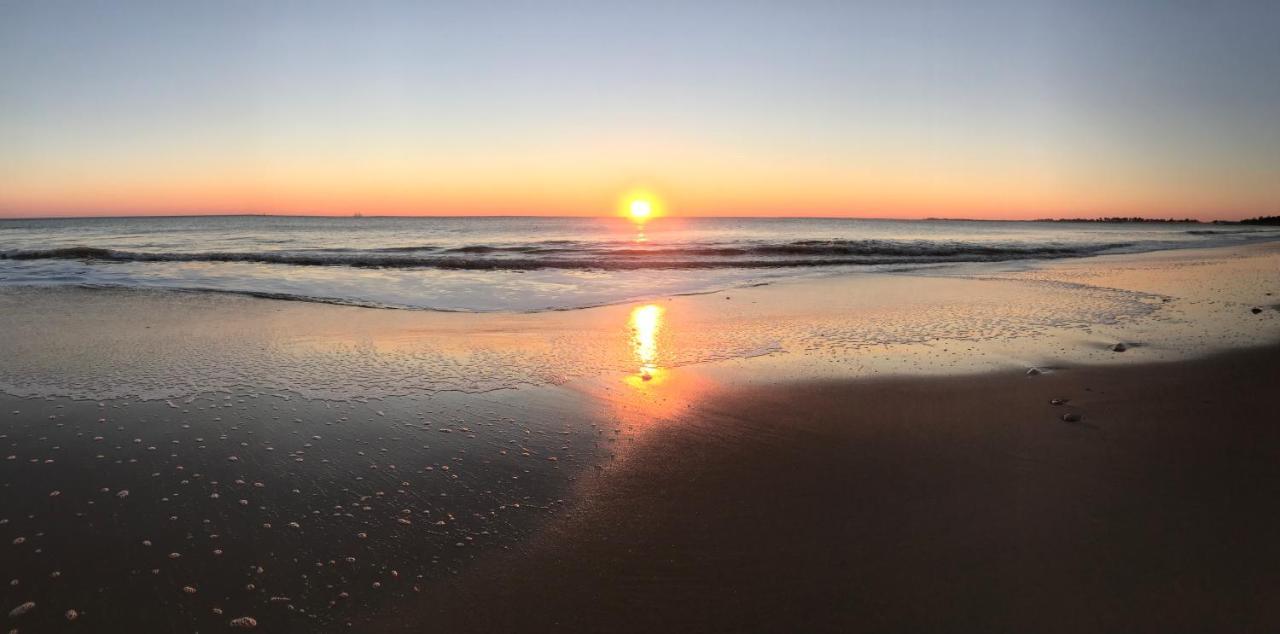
<box><xmin>8</xmin><ymin>601</ymin><xmax>35</xmax><ymax>618</ymax></box>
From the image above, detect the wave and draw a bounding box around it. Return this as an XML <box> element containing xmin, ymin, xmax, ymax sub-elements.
<box><xmin>0</xmin><ymin>240</ymin><xmax>1130</xmax><ymax>271</ymax></box>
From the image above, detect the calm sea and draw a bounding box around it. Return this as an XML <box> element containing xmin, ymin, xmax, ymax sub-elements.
<box><xmin>1</xmin><ymin>216</ymin><xmax>1276</xmax><ymax>311</ymax></box>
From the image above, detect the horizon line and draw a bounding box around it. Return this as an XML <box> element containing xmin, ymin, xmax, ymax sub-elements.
<box><xmin>0</xmin><ymin>212</ymin><xmax>1262</xmax><ymax>223</ymax></box>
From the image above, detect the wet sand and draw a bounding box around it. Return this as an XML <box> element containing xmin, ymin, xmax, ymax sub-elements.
<box><xmin>0</xmin><ymin>389</ymin><xmax>610</xmax><ymax>631</ymax></box>
<box><xmin>416</xmin><ymin>344</ymin><xmax>1280</xmax><ymax>633</ymax></box>
<box><xmin>2</xmin><ymin>242</ymin><xmax>1279</xmax><ymax>631</ymax></box>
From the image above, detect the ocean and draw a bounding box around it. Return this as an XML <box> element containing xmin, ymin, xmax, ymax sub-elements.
<box><xmin>2</xmin><ymin>216</ymin><xmax>1277</xmax><ymax>311</ymax></box>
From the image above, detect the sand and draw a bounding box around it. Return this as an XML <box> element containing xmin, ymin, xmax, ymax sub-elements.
<box><xmin>415</xmin><ymin>344</ymin><xmax>1280</xmax><ymax>633</ymax></box>
<box><xmin>1</xmin><ymin>242</ymin><xmax>1279</xmax><ymax>631</ymax></box>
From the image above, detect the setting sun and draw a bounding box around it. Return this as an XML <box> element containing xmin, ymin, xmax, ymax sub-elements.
<box><xmin>629</xmin><ymin>199</ymin><xmax>653</xmax><ymax>219</ymax></box>
<box><xmin>618</xmin><ymin>189</ymin><xmax>664</xmax><ymax>221</ymax></box>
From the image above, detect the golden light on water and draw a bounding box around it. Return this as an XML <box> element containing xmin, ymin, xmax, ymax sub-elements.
<box><xmin>628</xmin><ymin>304</ymin><xmax>663</xmax><ymax>383</ymax></box>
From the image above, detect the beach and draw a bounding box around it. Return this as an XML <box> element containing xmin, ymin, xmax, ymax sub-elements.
<box><xmin>2</xmin><ymin>238</ymin><xmax>1279</xmax><ymax>631</ymax></box>
<box><xmin>7</xmin><ymin>0</ymin><xmax>1280</xmax><ymax>629</ymax></box>
<box><xmin>421</xmin><ymin>343</ymin><xmax>1280</xmax><ymax>633</ymax></box>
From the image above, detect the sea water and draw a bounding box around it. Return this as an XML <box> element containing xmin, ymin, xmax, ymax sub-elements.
<box><xmin>2</xmin><ymin>216</ymin><xmax>1276</xmax><ymax>311</ymax></box>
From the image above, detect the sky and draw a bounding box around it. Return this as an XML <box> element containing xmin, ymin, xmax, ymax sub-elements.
<box><xmin>2</xmin><ymin>0</ymin><xmax>1278</xmax><ymax>220</ymax></box>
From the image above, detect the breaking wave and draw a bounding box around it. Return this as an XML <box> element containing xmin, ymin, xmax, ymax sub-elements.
<box><xmin>0</xmin><ymin>240</ymin><xmax>1130</xmax><ymax>271</ymax></box>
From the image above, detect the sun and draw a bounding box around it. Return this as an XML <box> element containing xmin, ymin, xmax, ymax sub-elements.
<box><xmin>629</xmin><ymin>199</ymin><xmax>653</xmax><ymax>219</ymax></box>
<box><xmin>618</xmin><ymin>189</ymin><xmax>664</xmax><ymax>222</ymax></box>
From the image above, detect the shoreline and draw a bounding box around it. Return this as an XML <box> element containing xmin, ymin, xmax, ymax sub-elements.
<box><xmin>1</xmin><ymin>241</ymin><xmax>1277</xmax><ymax>403</ymax></box>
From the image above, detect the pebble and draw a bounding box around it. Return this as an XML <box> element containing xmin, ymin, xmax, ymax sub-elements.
<box><xmin>1062</xmin><ymin>413</ymin><xmax>1083</xmax><ymax>423</ymax></box>
<box><xmin>1110</xmin><ymin>343</ymin><xmax>1127</xmax><ymax>352</ymax></box>
<box><xmin>1025</xmin><ymin>368</ymin><xmax>1042</xmax><ymax>376</ymax></box>
<box><xmin>65</xmin><ymin>608</ymin><xmax>79</xmax><ymax>621</ymax></box>
<box><xmin>8</xmin><ymin>602</ymin><xmax>35</xmax><ymax>618</ymax></box>
<box><xmin>1252</xmin><ymin>307</ymin><xmax>1263</xmax><ymax>314</ymax></box>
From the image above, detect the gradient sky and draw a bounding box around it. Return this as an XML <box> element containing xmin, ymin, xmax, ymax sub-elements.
<box><xmin>2</xmin><ymin>0</ymin><xmax>1278</xmax><ymax>219</ymax></box>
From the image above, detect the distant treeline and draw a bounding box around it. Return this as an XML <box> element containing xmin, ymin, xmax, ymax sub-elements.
<box><xmin>1034</xmin><ymin>217</ymin><xmax>1202</xmax><ymax>223</ymax></box>
<box><xmin>918</xmin><ymin>216</ymin><xmax>1280</xmax><ymax>225</ymax></box>
<box><xmin>1235</xmin><ymin>215</ymin><xmax>1280</xmax><ymax>226</ymax></box>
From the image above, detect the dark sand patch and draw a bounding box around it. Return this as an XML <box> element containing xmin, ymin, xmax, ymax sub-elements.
<box><xmin>414</xmin><ymin>344</ymin><xmax>1280</xmax><ymax>633</ymax></box>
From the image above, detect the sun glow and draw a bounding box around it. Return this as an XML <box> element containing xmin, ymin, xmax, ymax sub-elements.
<box><xmin>618</xmin><ymin>189</ymin><xmax>664</xmax><ymax>222</ymax></box>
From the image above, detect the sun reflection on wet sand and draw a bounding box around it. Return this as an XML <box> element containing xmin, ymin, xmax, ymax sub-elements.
<box><xmin>594</xmin><ymin>301</ymin><xmax>719</xmax><ymax>433</ymax></box>
<box><xmin>627</xmin><ymin>304</ymin><xmax>664</xmax><ymax>385</ymax></box>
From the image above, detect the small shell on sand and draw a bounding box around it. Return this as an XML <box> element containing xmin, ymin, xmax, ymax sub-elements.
<box><xmin>8</xmin><ymin>601</ymin><xmax>35</xmax><ymax>617</ymax></box>
<box><xmin>1110</xmin><ymin>343</ymin><xmax>1127</xmax><ymax>352</ymax></box>
<box><xmin>65</xmin><ymin>608</ymin><xmax>79</xmax><ymax>621</ymax></box>
<box><xmin>182</xmin><ymin>586</ymin><xmax>197</xmax><ymax>594</ymax></box>
<box><xmin>229</xmin><ymin>616</ymin><xmax>258</xmax><ymax>628</ymax></box>
<box><xmin>1025</xmin><ymin>368</ymin><xmax>1042</xmax><ymax>376</ymax></box>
